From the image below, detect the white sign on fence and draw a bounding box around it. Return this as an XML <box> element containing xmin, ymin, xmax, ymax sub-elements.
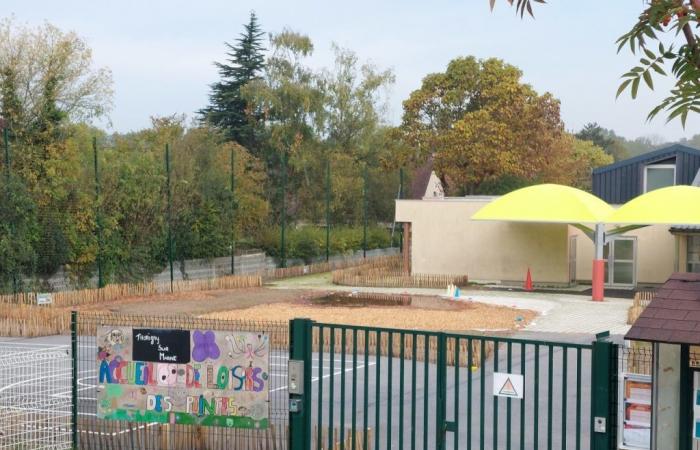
<box><xmin>36</xmin><ymin>293</ymin><xmax>53</xmax><ymax>305</ymax></box>
<box><xmin>493</xmin><ymin>372</ymin><xmax>524</xmax><ymax>399</ymax></box>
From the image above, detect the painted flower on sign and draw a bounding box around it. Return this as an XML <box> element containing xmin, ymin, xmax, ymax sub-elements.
<box><xmin>192</xmin><ymin>330</ymin><xmax>220</xmax><ymax>362</ymax></box>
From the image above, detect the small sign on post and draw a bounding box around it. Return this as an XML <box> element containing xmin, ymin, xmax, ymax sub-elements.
<box><xmin>493</xmin><ymin>372</ymin><xmax>524</xmax><ymax>399</ymax></box>
<box><xmin>36</xmin><ymin>293</ymin><xmax>53</xmax><ymax>306</ymax></box>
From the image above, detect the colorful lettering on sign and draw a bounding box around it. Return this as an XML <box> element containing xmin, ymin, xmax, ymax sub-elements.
<box><xmin>96</xmin><ymin>327</ymin><xmax>270</xmax><ymax>429</ymax></box>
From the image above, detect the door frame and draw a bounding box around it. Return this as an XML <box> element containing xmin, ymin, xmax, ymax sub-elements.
<box><xmin>605</xmin><ymin>236</ymin><xmax>637</xmax><ymax>288</ymax></box>
<box><xmin>569</xmin><ymin>235</ymin><xmax>577</xmax><ymax>285</ymax></box>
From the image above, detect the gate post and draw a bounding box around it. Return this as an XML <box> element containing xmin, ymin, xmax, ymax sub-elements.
<box><xmin>590</xmin><ymin>332</ymin><xmax>617</xmax><ymax>450</ymax></box>
<box><xmin>71</xmin><ymin>311</ymin><xmax>78</xmax><ymax>449</ymax></box>
<box><xmin>289</xmin><ymin>318</ymin><xmax>313</xmax><ymax>450</ymax></box>
<box><xmin>435</xmin><ymin>333</ymin><xmax>447</xmax><ymax>450</ymax></box>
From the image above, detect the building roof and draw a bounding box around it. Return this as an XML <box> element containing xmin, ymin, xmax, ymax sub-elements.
<box><xmin>626</xmin><ymin>272</ymin><xmax>700</xmax><ymax>344</ymax></box>
<box><xmin>669</xmin><ymin>225</ymin><xmax>700</xmax><ymax>234</ymax></box>
<box><xmin>592</xmin><ymin>144</ymin><xmax>700</xmax><ymax>175</ymax></box>
<box><xmin>408</xmin><ymin>156</ymin><xmax>434</xmax><ymax>200</ymax></box>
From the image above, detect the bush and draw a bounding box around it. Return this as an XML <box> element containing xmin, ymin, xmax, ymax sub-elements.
<box><xmin>292</xmin><ymin>227</ymin><xmax>323</xmax><ymax>263</ymax></box>
<box><xmin>254</xmin><ymin>225</ymin><xmax>393</xmax><ymax>261</ymax></box>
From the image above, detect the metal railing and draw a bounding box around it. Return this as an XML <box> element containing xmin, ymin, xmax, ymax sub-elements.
<box><xmin>290</xmin><ymin>319</ymin><xmax>609</xmax><ymax>450</ymax></box>
<box><xmin>0</xmin><ymin>342</ymin><xmax>72</xmax><ymax>449</ymax></box>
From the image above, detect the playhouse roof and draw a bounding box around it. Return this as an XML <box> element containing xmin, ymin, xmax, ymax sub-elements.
<box><xmin>626</xmin><ymin>272</ymin><xmax>700</xmax><ymax>345</ymax></box>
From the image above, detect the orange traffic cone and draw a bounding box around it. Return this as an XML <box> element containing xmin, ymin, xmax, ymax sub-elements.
<box><xmin>524</xmin><ymin>268</ymin><xmax>533</xmax><ymax>291</ymax></box>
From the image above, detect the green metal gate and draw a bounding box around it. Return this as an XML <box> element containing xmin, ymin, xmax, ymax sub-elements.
<box><xmin>289</xmin><ymin>319</ymin><xmax>617</xmax><ymax>450</ymax></box>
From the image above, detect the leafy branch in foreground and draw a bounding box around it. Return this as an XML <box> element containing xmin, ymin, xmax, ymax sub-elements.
<box><xmin>492</xmin><ymin>0</ymin><xmax>700</xmax><ymax>126</ymax></box>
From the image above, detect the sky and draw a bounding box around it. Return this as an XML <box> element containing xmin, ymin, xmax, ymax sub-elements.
<box><xmin>5</xmin><ymin>0</ymin><xmax>699</xmax><ymax>142</ymax></box>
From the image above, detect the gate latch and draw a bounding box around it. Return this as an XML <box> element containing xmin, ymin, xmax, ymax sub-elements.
<box><xmin>593</xmin><ymin>417</ymin><xmax>606</xmax><ymax>433</ymax></box>
<box><xmin>288</xmin><ymin>360</ymin><xmax>304</xmax><ymax>395</ymax></box>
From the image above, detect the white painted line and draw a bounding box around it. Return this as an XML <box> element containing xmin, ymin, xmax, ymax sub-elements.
<box><xmin>270</xmin><ymin>361</ymin><xmax>375</xmax><ymax>393</ymax></box>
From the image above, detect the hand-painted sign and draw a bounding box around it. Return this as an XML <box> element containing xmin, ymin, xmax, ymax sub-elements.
<box><xmin>96</xmin><ymin>326</ymin><xmax>269</xmax><ymax>429</ymax></box>
<box><xmin>493</xmin><ymin>372</ymin><xmax>524</xmax><ymax>399</ymax></box>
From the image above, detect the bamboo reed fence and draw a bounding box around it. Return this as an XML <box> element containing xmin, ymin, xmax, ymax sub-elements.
<box><xmin>333</xmin><ymin>266</ymin><xmax>469</xmax><ymax>289</ymax></box>
<box><xmin>0</xmin><ymin>304</ymin><xmax>70</xmax><ymax>337</ymax></box>
<box><xmin>77</xmin><ymin>419</ymin><xmax>285</xmax><ymax>450</ymax></box>
<box><xmin>330</xmin><ymin>254</ymin><xmax>469</xmax><ymax>289</ymax></box>
<box><xmin>0</xmin><ymin>274</ymin><xmax>262</xmax><ymax>308</ymax></box>
<box><xmin>0</xmin><ymin>255</ymin><xmax>402</xmax><ymax>337</ymax></box>
<box><xmin>627</xmin><ymin>289</ymin><xmax>656</xmax><ymax>324</ymax></box>
<box><xmin>0</xmin><ymin>254</ymin><xmax>400</xmax><ymax>308</ymax></box>
<box><xmin>312</xmin><ymin>426</ymin><xmax>373</xmax><ymax>450</ymax></box>
<box><xmin>76</xmin><ymin>420</ymin><xmax>373</xmax><ymax>450</ymax></box>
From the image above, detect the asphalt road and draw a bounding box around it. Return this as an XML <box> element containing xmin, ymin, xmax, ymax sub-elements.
<box><xmin>1</xmin><ymin>333</ymin><xmax>597</xmax><ymax>450</ymax></box>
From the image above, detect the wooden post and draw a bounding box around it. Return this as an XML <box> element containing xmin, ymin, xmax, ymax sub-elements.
<box><xmin>402</xmin><ymin>223</ymin><xmax>411</xmax><ymax>274</ymax></box>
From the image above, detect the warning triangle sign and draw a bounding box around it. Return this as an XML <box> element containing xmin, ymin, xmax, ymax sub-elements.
<box><xmin>498</xmin><ymin>377</ymin><xmax>519</xmax><ymax>397</ymax></box>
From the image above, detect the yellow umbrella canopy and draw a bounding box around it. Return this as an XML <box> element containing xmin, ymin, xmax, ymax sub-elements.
<box><xmin>607</xmin><ymin>185</ymin><xmax>700</xmax><ymax>225</ymax></box>
<box><xmin>471</xmin><ymin>183</ymin><xmax>614</xmax><ymax>224</ymax></box>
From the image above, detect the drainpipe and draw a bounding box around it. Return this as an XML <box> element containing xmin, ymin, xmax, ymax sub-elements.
<box><xmin>592</xmin><ymin>223</ymin><xmax>605</xmax><ymax>301</ymax></box>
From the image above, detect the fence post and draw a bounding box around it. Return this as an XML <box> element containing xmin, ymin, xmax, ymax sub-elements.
<box><xmin>362</xmin><ymin>163</ymin><xmax>368</xmax><ymax>259</ymax></box>
<box><xmin>398</xmin><ymin>167</ymin><xmax>404</xmax><ymax>251</ymax></box>
<box><xmin>71</xmin><ymin>311</ymin><xmax>78</xmax><ymax>449</ymax></box>
<box><xmin>230</xmin><ymin>145</ymin><xmax>236</xmax><ymax>275</ymax></box>
<box><xmin>590</xmin><ymin>331</ymin><xmax>617</xmax><ymax>450</ymax></box>
<box><xmin>289</xmin><ymin>318</ymin><xmax>313</xmax><ymax>450</ymax></box>
<box><xmin>325</xmin><ymin>157</ymin><xmax>331</xmax><ymax>262</ymax></box>
<box><xmin>280</xmin><ymin>151</ymin><xmax>287</xmax><ymax>268</ymax></box>
<box><xmin>4</xmin><ymin>128</ymin><xmax>18</xmax><ymax>295</ymax></box>
<box><xmin>435</xmin><ymin>332</ymin><xmax>448</xmax><ymax>450</ymax></box>
<box><xmin>165</xmin><ymin>143</ymin><xmax>174</xmax><ymax>291</ymax></box>
<box><xmin>93</xmin><ymin>137</ymin><xmax>104</xmax><ymax>288</ymax></box>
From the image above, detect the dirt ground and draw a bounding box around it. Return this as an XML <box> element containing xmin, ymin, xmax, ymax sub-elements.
<box><xmin>77</xmin><ymin>287</ymin><xmax>319</xmax><ymax>315</ymax></box>
<box><xmin>203</xmin><ymin>300</ymin><xmax>533</xmax><ymax>332</ymax></box>
<box><xmin>76</xmin><ymin>287</ymin><xmax>535</xmax><ymax>333</ymax></box>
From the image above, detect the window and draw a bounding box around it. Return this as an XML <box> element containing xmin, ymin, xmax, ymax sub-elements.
<box><xmin>687</xmin><ymin>236</ymin><xmax>700</xmax><ymax>273</ymax></box>
<box><xmin>644</xmin><ymin>164</ymin><xmax>675</xmax><ymax>192</ymax></box>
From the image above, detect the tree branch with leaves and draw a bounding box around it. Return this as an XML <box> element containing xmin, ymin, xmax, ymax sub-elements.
<box><xmin>493</xmin><ymin>0</ymin><xmax>700</xmax><ymax>126</ymax></box>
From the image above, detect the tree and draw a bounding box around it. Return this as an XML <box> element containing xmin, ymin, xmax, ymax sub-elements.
<box><xmin>492</xmin><ymin>1</ymin><xmax>700</xmax><ymax>126</ymax></box>
<box><xmin>321</xmin><ymin>45</ymin><xmax>394</xmax><ymax>157</ymax></box>
<box><xmin>242</xmin><ymin>29</ymin><xmax>325</xmax><ymax>219</ymax></box>
<box><xmin>567</xmin><ymin>137</ymin><xmax>614</xmax><ymax>190</ymax></box>
<box><xmin>0</xmin><ymin>19</ymin><xmax>112</xmax><ymax>281</ymax></box>
<box><xmin>399</xmin><ymin>56</ymin><xmax>572</xmax><ymax>194</ymax></box>
<box><xmin>200</xmin><ymin>12</ymin><xmax>266</xmax><ymax>150</ymax></box>
<box><xmin>575</xmin><ymin>122</ymin><xmax>629</xmax><ymax>161</ymax></box>
<box><xmin>0</xmin><ymin>18</ymin><xmax>113</xmax><ymax>136</ymax></box>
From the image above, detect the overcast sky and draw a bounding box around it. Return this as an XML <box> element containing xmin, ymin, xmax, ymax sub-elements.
<box><xmin>6</xmin><ymin>0</ymin><xmax>699</xmax><ymax>141</ymax></box>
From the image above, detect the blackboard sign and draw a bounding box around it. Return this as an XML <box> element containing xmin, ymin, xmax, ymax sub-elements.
<box><xmin>132</xmin><ymin>328</ymin><xmax>191</xmax><ymax>363</ymax></box>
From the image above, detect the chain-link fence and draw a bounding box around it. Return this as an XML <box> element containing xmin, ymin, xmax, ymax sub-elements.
<box><xmin>0</xmin><ymin>131</ymin><xmax>404</xmax><ymax>296</ymax></box>
<box><xmin>0</xmin><ymin>342</ymin><xmax>72</xmax><ymax>449</ymax></box>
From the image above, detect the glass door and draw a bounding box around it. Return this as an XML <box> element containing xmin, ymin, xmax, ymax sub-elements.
<box><xmin>604</xmin><ymin>237</ymin><xmax>636</xmax><ymax>287</ymax></box>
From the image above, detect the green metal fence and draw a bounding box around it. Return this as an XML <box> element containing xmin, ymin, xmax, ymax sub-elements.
<box><xmin>289</xmin><ymin>319</ymin><xmax>618</xmax><ymax>450</ymax></box>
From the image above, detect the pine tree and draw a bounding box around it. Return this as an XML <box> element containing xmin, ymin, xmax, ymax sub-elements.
<box><xmin>200</xmin><ymin>12</ymin><xmax>265</xmax><ymax>149</ymax></box>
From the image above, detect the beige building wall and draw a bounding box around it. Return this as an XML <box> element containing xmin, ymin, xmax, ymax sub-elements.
<box><xmin>398</xmin><ymin>197</ymin><xmax>679</xmax><ymax>286</ymax></box>
<box><xmin>396</xmin><ymin>198</ymin><xmax>570</xmax><ymax>285</ymax></box>
<box><xmin>570</xmin><ymin>223</ymin><xmax>676</xmax><ymax>285</ymax></box>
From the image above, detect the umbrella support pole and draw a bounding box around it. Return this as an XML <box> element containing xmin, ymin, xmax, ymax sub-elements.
<box><xmin>592</xmin><ymin>223</ymin><xmax>605</xmax><ymax>301</ymax></box>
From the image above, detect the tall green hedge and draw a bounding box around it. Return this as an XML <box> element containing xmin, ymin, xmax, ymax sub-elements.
<box><xmin>257</xmin><ymin>225</ymin><xmax>395</xmax><ymax>262</ymax></box>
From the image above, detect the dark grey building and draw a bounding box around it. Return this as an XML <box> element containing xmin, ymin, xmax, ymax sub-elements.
<box><xmin>592</xmin><ymin>144</ymin><xmax>700</xmax><ymax>204</ymax></box>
